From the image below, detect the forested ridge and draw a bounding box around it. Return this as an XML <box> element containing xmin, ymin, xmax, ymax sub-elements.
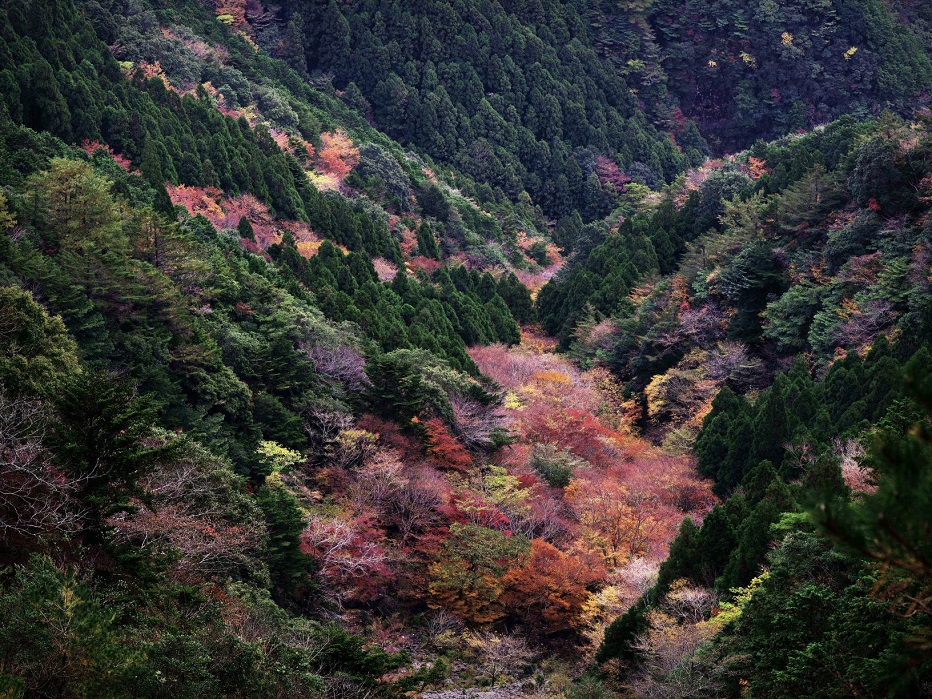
<box><xmin>589</xmin><ymin>0</ymin><xmax>932</xmax><ymax>150</ymax></box>
<box><xmin>0</xmin><ymin>0</ymin><xmax>930</xmax><ymax>697</ymax></box>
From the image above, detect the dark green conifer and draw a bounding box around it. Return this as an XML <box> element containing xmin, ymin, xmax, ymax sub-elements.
<box><xmin>238</xmin><ymin>216</ymin><xmax>255</xmax><ymax>241</ymax></box>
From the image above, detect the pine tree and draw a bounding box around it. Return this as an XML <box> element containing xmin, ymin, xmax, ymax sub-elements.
<box><xmin>139</xmin><ymin>138</ymin><xmax>164</xmax><ymax>187</ymax></box>
<box><xmin>695</xmin><ymin>504</ymin><xmax>739</xmax><ymax>587</ymax></box>
<box><xmin>0</xmin><ymin>286</ymin><xmax>80</xmax><ymax>400</ymax></box>
<box><xmin>256</xmin><ymin>485</ymin><xmax>314</xmax><ymax>605</ymax></box>
<box><xmin>238</xmin><ymin>216</ymin><xmax>255</xmax><ymax>241</ymax></box>
<box><xmin>656</xmin><ymin>517</ymin><xmax>701</xmax><ymax>592</ymax></box>
<box><xmin>415</xmin><ymin>220</ymin><xmax>440</xmax><ymax>259</ymax></box>
<box><xmin>49</xmin><ymin>372</ymin><xmax>175</xmax><ymax>538</ymax></box>
<box><xmin>720</xmin><ymin>476</ymin><xmax>793</xmax><ymax>589</ymax></box>
<box><xmin>28</xmin><ymin>158</ymin><xmax>123</xmax><ymax>255</ymax></box>
<box><xmin>283</xmin><ymin>13</ymin><xmax>309</xmax><ymax>78</ymax></box>
<box><xmin>750</xmin><ymin>376</ymin><xmax>793</xmax><ymax>471</ymax></box>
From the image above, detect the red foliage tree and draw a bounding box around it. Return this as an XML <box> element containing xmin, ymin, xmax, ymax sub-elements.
<box><xmin>522</xmin><ymin>406</ymin><xmax>626</xmax><ymax>468</ymax></box>
<box><xmin>450</xmin><ymin>491</ymin><xmax>511</xmax><ymax>530</ymax></box>
<box><xmin>415</xmin><ymin>416</ymin><xmax>472</xmax><ymax>471</ymax></box>
<box><xmin>407</xmin><ymin>256</ymin><xmax>444</xmax><ymax>275</ymax></box>
<box><xmin>317</xmin><ymin>130</ymin><xmax>360</xmax><ymax>179</ymax></box>
<box><xmin>300</xmin><ymin>514</ymin><xmax>392</xmax><ymax>604</ymax></box>
<box><xmin>594</xmin><ymin>155</ymin><xmax>632</xmax><ymax>193</ymax></box>
<box><xmin>357</xmin><ymin>413</ymin><xmax>423</xmax><ymax>461</ymax></box>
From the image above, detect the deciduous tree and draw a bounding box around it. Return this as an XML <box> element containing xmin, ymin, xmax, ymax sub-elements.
<box><xmin>501</xmin><ymin>539</ymin><xmax>605</xmax><ymax>634</ymax></box>
<box><xmin>427</xmin><ymin>523</ymin><xmax>530</xmax><ymax>623</ymax></box>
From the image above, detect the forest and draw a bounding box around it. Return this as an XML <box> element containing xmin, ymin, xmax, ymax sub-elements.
<box><xmin>0</xmin><ymin>0</ymin><xmax>930</xmax><ymax>697</ymax></box>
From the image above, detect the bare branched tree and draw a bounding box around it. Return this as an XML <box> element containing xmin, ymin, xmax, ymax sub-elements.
<box><xmin>322</xmin><ymin>675</ymin><xmax>376</xmax><ymax>699</ymax></box>
<box><xmin>708</xmin><ymin>340</ymin><xmax>764</xmax><ymax>390</ymax></box>
<box><xmin>245</xmin><ymin>0</ymin><xmax>278</xmax><ymax>30</ymax></box>
<box><xmin>346</xmin><ymin>451</ymin><xmax>406</xmax><ymax>514</ymax></box>
<box><xmin>450</xmin><ymin>394</ymin><xmax>510</xmax><ymax>451</ymax></box>
<box><xmin>107</xmin><ymin>439</ymin><xmax>266</xmax><ymax>584</ymax></box>
<box><xmin>832</xmin><ymin>436</ymin><xmax>874</xmax><ymax>493</ymax></box>
<box><xmin>464</xmin><ymin>630</ymin><xmax>534</xmax><ymax>688</ymax></box>
<box><xmin>301</xmin><ymin>341</ymin><xmax>369</xmax><ymax>393</ymax></box>
<box><xmin>304</xmin><ymin>409</ymin><xmax>354</xmax><ymax>467</ymax></box>
<box><xmin>0</xmin><ymin>392</ymin><xmax>84</xmax><ymax>542</ymax></box>
<box><xmin>387</xmin><ymin>477</ymin><xmax>445</xmax><ymax>543</ymax></box>
<box><xmin>301</xmin><ymin>515</ymin><xmax>387</xmax><ymax>604</ymax></box>
<box><xmin>630</xmin><ymin>581</ymin><xmax>721</xmax><ymax>699</ymax></box>
<box><xmin>505</xmin><ymin>494</ymin><xmax>572</xmax><ymax>543</ymax></box>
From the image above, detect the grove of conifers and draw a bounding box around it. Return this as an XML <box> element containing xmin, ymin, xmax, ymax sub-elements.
<box><xmin>0</xmin><ymin>0</ymin><xmax>930</xmax><ymax>697</ymax></box>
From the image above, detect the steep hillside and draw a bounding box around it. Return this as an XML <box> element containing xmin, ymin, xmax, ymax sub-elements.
<box><xmin>220</xmin><ymin>0</ymin><xmax>710</xmax><ymax>219</ymax></box>
<box><xmin>597</xmin><ymin>335</ymin><xmax>932</xmax><ymax>698</ymax></box>
<box><xmin>589</xmin><ymin>0</ymin><xmax>932</xmax><ymax>150</ymax></box>
<box><xmin>562</xmin><ymin>117</ymin><xmax>932</xmax><ymax>696</ymax></box>
<box><xmin>0</xmin><ymin>0</ymin><xmax>711</xmax><ymax>695</ymax></box>
<box><xmin>1</xmin><ymin>0</ymin><xmax>931</xmax><ymax>697</ymax></box>
<box><xmin>541</xmin><ymin>115</ymin><xmax>932</xmax><ymax>443</ymax></box>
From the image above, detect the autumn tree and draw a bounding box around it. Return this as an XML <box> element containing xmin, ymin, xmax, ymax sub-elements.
<box><xmin>501</xmin><ymin>539</ymin><xmax>605</xmax><ymax>634</ymax></box>
<box><xmin>301</xmin><ymin>514</ymin><xmax>391</xmax><ymax>604</ymax></box>
<box><xmin>630</xmin><ymin>580</ymin><xmax>721</xmax><ymax>699</ymax></box>
<box><xmin>427</xmin><ymin>523</ymin><xmax>530</xmax><ymax>624</ymax></box>
<box><xmin>0</xmin><ymin>392</ymin><xmax>83</xmax><ymax>551</ymax></box>
<box><xmin>566</xmin><ymin>477</ymin><xmax>666</xmax><ymax>566</ymax></box>
<box><xmin>463</xmin><ymin>630</ymin><xmax>534</xmax><ymax>687</ymax></box>
<box><xmin>107</xmin><ymin>434</ymin><xmax>268</xmax><ymax>585</ymax></box>
<box><xmin>416</xmin><ymin>416</ymin><xmax>472</xmax><ymax>471</ymax></box>
<box><xmin>317</xmin><ymin>130</ymin><xmax>360</xmax><ymax>179</ymax></box>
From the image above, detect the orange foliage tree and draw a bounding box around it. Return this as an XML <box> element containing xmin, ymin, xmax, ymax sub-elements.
<box><xmin>521</xmin><ymin>406</ymin><xmax>629</xmax><ymax>468</ymax></box>
<box><xmin>427</xmin><ymin>523</ymin><xmax>530</xmax><ymax>624</ymax></box>
<box><xmin>214</xmin><ymin>1</ymin><xmax>247</xmax><ymax>27</ymax></box>
<box><xmin>317</xmin><ymin>130</ymin><xmax>360</xmax><ymax>179</ymax></box>
<box><xmin>501</xmin><ymin>539</ymin><xmax>606</xmax><ymax>634</ymax></box>
<box><xmin>470</xmin><ymin>340</ymin><xmax>715</xmax><ymax>570</ymax></box>
<box><xmin>565</xmin><ymin>476</ymin><xmax>668</xmax><ymax>566</ymax></box>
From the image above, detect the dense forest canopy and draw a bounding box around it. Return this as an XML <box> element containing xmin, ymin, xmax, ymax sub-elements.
<box><xmin>589</xmin><ymin>0</ymin><xmax>932</xmax><ymax>149</ymax></box>
<box><xmin>274</xmin><ymin>0</ymin><xmax>704</xmax><ymax>219</ymax></box>
<box><xmin>0</xmin><ymin>0</ymin><xmax>930</xmax><ymax>697</ymax></box>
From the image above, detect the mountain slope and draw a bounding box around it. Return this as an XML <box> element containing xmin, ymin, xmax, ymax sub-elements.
<box><xmin>589</xmin><ymin>0</ymin><xmax>932</xmax><ymax>150</ymax></box>
<box><xmin>542</xmin><ymin>115</ymin><xmax>932</xmax><ymax>440</ymax></box>
<box><xmin>575</xmin><ymin>116</ymin><xmax>932</xmax><ymax>696</ymax></box>
<box><xmin>1</xmin><ymin>0</ymin><xmax>931</xmax><ymax>697</ymax></box>
<box><xmin>232</xmin><ymin>0</ymin><xmax>710</xmax><ymax>219</ymax></box>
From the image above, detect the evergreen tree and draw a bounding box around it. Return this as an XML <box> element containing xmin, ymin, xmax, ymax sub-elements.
<box><xmin>237</xmin><ymin>216</ymin><xmax>255</xmax><ymax>241</ymax></box>
<box><xmin>0</xmin><ymin>286</ymin><xmax>80</xmax><ymax>400</ymax></box>
<box><xmin>49</xmin><ymin>372</ymin><xmax>175</xmax><ymax>538</ymax></box>
<box><xmin>255</xmin><ymin>485</ymin><xmax>315</xmax><ymax>606</ymax></box>
<box><xmin>415</xmin><ymin>220</ymin><xmax>440</xmax><ymax>259</ymax></box>
<box><xmin>656</xmin><ymin>517</ymin><xmax>701</xmax><ymax>592</ymax></box>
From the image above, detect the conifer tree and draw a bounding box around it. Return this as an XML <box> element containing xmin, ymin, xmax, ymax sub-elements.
<box><xmin>237</xmin><ymin>216</ymin><xmax>255</xmax><ymax>241</ymax></box>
